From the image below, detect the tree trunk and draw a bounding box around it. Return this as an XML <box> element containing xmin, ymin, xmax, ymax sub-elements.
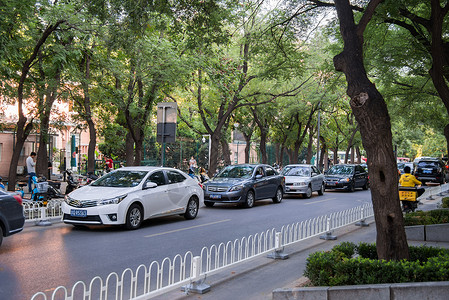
<box><xmin>243</xmin><ymin>131</ymin><xmax>252</xmax><ymax>163</ymax></box>
<box><xmin>125</xmin><ymin>131</ymin><xmax>134</xmax><ymax>166</ymax></box>
<box><xmin>221</xmin><ymin>137</ymin><xmax>231</xmax><ymax>166</ymax></box>
<box><xmin>445</xmin><ymin>124</ymin><xmax>449</xmax><ymax>160</ymax></box>
<box><xmin>209</xmin><ymin>133</ymin><xmax>220</xmax><ymax>176</ymax></box>
<box><xmin>334</xmin><ymin>0</ymin><xmax>409</xmax><ymax>260</ymax></box>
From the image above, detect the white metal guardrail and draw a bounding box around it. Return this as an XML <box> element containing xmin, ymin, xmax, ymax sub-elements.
<box><xmin>29</xmin><ymin>184</ymin><xmax>449</xmax><ymax>300</ymax></box>
<box><xmin>23</xmin><ymin>199</ymin><xmax>63</xmax><ymax>224</ymax></box>
<box><xmin>30</xmin><ymin>202</ymin><xmax>374</xmax><ymax>300</ymax></box>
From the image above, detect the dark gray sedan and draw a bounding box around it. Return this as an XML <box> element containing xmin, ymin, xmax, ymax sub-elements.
<box><xmin>0</xmin><ymin>190</ymin><xmax>25</xmax><ymax>246</ymax></box>
<box><xmin>203</xmin><ymin>164</ymin><xmax>284</xmax><ymax>208</ymax></box>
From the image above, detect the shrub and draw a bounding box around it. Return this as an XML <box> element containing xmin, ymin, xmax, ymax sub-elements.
<box><xmin>404</xmin><ymin>209</ymin><xmax>449</xmax><ymax>226</ymax></box>
<box><xmin>304</xmin><ymin>242</ymin><xmax>449</xmax><ymax>286</ymax></box>
<box><xmin>442</xmin><ymin>197</ymin><xmax>449</xmax><ymax>208</ymax></box>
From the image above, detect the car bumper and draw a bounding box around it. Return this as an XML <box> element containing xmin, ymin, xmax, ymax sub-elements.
<box><xmin>204</xmin><ymin>191</ymin><xmax>244</xmax><ymax>203</ymax></box>
<box><xmin>284</xmin><ymin>186</ymin><xmax>308</xmax><ymax>194</ymax></box>
<box><xmin>416</xmin><ymin>175</ymin><xmax>443</xmax><ymax>183</ymax></box>
<box><xmin>61</xmin><ymin>202</ymin><xmax>124</xmax><ymax>226</ymax></box>
<box><xmin>325</xmin><ymin>182</ymin><xmax>351</xmax><ymax>190</ymax></box>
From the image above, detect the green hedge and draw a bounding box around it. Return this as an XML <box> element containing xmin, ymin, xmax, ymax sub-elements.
<box><xmin>404</xmin><ymin>209</ymin><xmax>449</xmax><ymax>226</ymax></box>
<box><xmin>304</xmin><ymin>242</ymin><xmax>449</xmax><ymax>286</ymax></box>
<box><xmin>442</xmin><ymin>197</ymin><xmax>449</xmax><ymax>208</ymax></box>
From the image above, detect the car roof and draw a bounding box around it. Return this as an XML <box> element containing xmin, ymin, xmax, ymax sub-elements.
<box><xmin>284</xmin><ymin>164</ymin><xmax>313</xmax><ymax>167</ymax></box>
<box><xmin>115</xmin><ymin>166</ymin><xmax>178</xmax><ymax>171</ymax></box>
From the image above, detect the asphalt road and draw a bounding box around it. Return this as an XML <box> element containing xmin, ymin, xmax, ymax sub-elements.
<box><xmin>0</xmin><ymin>188</ymin><xmax>372</xmax><ymax>300</ymax></box>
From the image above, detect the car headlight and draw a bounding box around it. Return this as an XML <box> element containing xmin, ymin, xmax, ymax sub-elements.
<box><xmin>229</xmin><ymin>184</ymin><xmax>244</xmax><ymax>192</ymax></box>
<box><xmin>98</xmin><ymin>195</ymin><xmax>128</xmax><ymax>205</ymax></box>
<box><xmin>339</xmin><ymin>178</ymin><xmax>350</xmax><ymax>182</ymax></box>
<box><xmin>293</xmin><ymin>182</ymin><xmax>307</xmax><ymax>186</ymax></box>
<box><xmin>64</xmin><ymin>195</ymin><xmax>72</xmax><ymax>204</ymax></box>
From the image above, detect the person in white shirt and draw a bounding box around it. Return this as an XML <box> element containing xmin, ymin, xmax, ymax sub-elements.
<box><xmin>26</xmin><ymin>152</ymin><xmax>37</xmax><ymax>193</ymax></box>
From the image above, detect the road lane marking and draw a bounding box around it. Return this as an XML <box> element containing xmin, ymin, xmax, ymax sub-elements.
<box><xmin>304</xmin><ymin>198</ymin><xmax>336</xmax><ymax>205</ymax></box>
<box><xmin>144</xmin><ymin>219</ymin><xmax>232</xmax><ymax>238</ymax></box>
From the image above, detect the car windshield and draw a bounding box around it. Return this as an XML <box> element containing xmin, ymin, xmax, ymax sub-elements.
<box><xmin>91</xmin><ymin>170</ymin><xmax>148</xmax><ymax>187</ymax></box>
<box><xmin>327</xmin><ymin>165</ymin><xmax>354</xmax><ymax>175</ymax></box>
<box><xmin>418</xmin><ymin>161</ymin><xmax>437</xmax><ymax>168</ymax></box>
<box><xmin>282</xmin><ymin>166</ymin><xmax>310</xmax><ymax>177</ymax></box>
<box><xmin>216</xmin><ymin>165</ymin><xmax>255</xmax><ymax>179</ymax></box>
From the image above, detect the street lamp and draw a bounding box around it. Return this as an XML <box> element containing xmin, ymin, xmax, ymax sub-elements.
<box><xmin>234</xmin><ymin>123</ymin><xmax>239</xmax><ymax>164</ymax></box>
<box><xmin>202</xmin><ymin>134</ymin><xmax>211</xmax><ymax>170</ymax></box>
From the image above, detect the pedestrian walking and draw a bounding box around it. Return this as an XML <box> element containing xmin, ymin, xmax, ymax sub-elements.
<box><xmin>26</xmin><ymin>152</ymin><xmax>37</xmax><ymax>193</ymax></box>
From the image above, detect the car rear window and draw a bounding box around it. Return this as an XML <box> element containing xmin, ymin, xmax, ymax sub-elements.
<box><xmin>417</xmin><ymin>161</ymin><xmax>438</xmax><ymax>168</ymax></box>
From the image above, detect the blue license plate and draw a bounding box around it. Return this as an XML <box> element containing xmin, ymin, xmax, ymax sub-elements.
<box><xmin>423</xmin><ymin>169</ymin><xmax>432</xmax><ymax>174</ymax></box>
<box><xmin>210</xmin><ymin>194</ymin><xmax>222</xmax><ymax>199</ymax></box>
<box><xmin>70</xmin><ymin>209</ymin><xmax>87</xmax><ymax>217</ymax></box>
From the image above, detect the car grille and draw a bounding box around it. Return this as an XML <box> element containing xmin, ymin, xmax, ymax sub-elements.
<box><xmin>207</xmin><ymin>186</ymin><xmax>228</xmax><ymax>192</ymax></box>
<box><xmin>63</xmin><ymin>214</ymin><xmax>102</xmax><ymax>223</ymax></box>
<box><xmin>67</xmin><ymin>199</ymin><xmax>98</xmax><ymax>208</ymax></box>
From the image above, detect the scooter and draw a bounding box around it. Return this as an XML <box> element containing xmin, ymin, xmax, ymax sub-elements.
<box><xmin>31</xmin><ymin>176</ymin><xmax>50</xmax><ymax>205</ymax></box>
<box><xmin>65</xmin><ymin>170</ymin><xmax>79</xmax><ymax>194</ymax></box>
<box><xmin>399</xmin><ymin>186</ymin><xmax>424</xmax><ymax>213</ymax></box>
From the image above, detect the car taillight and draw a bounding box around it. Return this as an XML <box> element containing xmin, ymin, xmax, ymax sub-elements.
<box><xmin>198</xmin><ymin>182</ymin><xmax>203</xmax><ymax>189</ymax></box>
<box><xmin>13</xmin><ymin>194</ymin><xmax>23</xmax><ymax>205</ymax></box>
<box><xmin>446</xmin><ymin>165</ymin><xmax>449</xmax><ymax>170</ymax></box>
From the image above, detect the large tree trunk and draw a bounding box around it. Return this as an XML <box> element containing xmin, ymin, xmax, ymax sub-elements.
<box><xmin>125</xmin><ymin>131</ymin><xmax>134</xmax><ymax>166</ymax></box>
<box><xmin>334</xmin><ymin>0</ymin><xmax>409</xmax><ymax>260</ymax></box>
<box><xmin>209</xmin><ymin>133</ymin><xmax>220</xmax><ymax>176</ymax></box>
<box><xmin>221</xmin><ymin>137</ymin><xmax>231</xmax><ymax>166</ymax></box>
<box><xmin>243</xmin><ymin>131</ymin><xmax>252</xmax><ymax>163</ymax></box>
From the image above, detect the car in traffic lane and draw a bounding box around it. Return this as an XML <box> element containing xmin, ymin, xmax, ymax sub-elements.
<box><xmin>203</xmin><ymin>164</ymin><xmax>284</xmax><ymax>208</ymax></box>
<box><xmin>414</xmin><ymin>158</ymin><xmax>448</xmax><ymax>184</ymax></box>
<box><xmin>281</xmin><ymin>164</ymin><xmax>325</xmax><ymax>198</ymax></box>
<box><xmin>324</xmin><ymin>164</ymin><xmax>369</xmax><ymax>192</ymax></box>
<box><xmin>0</xmin><ymin>190</ymin><xmax>25</xmax><ymax>247</ymax></box>
<box><xmin>62</xmin><ymin>166</ymin><xmax>203</xmax><ymax>230</ymax></box>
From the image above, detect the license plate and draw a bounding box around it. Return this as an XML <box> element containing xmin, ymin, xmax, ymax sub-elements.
<box><xmin>327</xmin><ymin>182</ymin><xmax>336</xmax><ymax>185</ymax></box>
<box><xmin>423</xmin><ymin>169</ymin><xmax>432</xmax><ymax>174</ymax></box>
<box><xmin>70</xmin><ymin>209</ymin><xmax>87</xmax><ymax>217</ymax></box>
<box><xmin>210</xmin><ymin>194</ymin><xmax>222</xmax><ymax>199</ymax></box>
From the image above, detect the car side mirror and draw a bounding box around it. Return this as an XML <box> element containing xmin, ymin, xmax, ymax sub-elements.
<box><xmin>143</xmin><ymin>182</ymin><xmax>157</xmax><ymax>190</ymax></box>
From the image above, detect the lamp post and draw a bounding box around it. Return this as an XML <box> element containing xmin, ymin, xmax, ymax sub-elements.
<box><xmin>234</xmin><ymin>123</ymin><xmax>239</xmax><ymax>164</ymax></box>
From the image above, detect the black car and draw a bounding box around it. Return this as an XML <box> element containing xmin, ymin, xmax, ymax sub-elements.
<box><xmin>414</xmin><ymin>158</ymin><xmax>448</xmax><ymax>184</ymax></box>
<box><xmin>0</xmin><ymin>190</ymin><xmax>25</xmax><ymax>246</ymax></box>
<box><xmin>203</xmin><ymin>164</ymin><xmax>284</xmax><ymax>208</ymax></box>
<box><xmin>324</xmin><ymin>164</ymin><xmax>369</xmax><ymax>192</ymax></box>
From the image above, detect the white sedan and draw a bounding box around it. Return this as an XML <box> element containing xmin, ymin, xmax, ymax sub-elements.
<box><xmin>281</xmin><ymin>164</ymin><xmax>325</xmax><ymax>198</ymax></box>
<box><xmin>62</xmin><ymin>166</ymin><xmax>204</xmax><ymax>230</ymax></box>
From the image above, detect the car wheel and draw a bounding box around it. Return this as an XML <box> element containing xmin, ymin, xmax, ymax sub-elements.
<box><xmin>204</xmin><ymin>201</ymin><xmax>215</xmax><ymax>207</ymax></box>
<box><xmin>184</xmin><ymin>197</ymin><xmax>199</xmax><ymax>220</ymax></box>
<box><xmin>303</xmin><ymin>186</ymin><xmax>312</xmax><ymax>199</ymax></box>
<box><xmin>125</xmin><ymin>203</ymin><xmax>143</xmax><ymax>230</ymax></box>
<box><xmin>272</xmin><ymin>187</ymin><xmax>283</xmax><ymax>203</ymax></box>
<box><xmin>0</xmin><ymin>226</ymin><xmax>3</xmax><ymax>247</ymax></box>
<box><xmin>318</xmin><ymin>183</ymin><xmax>325</xmax><ymax>196</ymax></box>
<box><xmin>362</xmin><ymin>180</ymin><xmax>369</xmax><ymax>190</ymax></box>
<box><xmin>243</xmin><ymin>190</ymin><xmax>255</xmax><ymax>208</ymax></box>
<box><xmin>348</xmin><ymin>182</ymin><xmax>355</xmax><ymax>192</ymax></box>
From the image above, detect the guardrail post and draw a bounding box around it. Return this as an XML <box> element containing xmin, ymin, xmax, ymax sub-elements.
<box><xmin>267</xmin><ymin>232</ymin><xmax>289</xmax><ymax>260</ymax></box>
<box><xmin>355</xmin><ymin>207</ymin><xmax>369</xmax><ymax>227</ymax></box>
<box><xmin>181</xmin><ymin>256</ymin><xmax>210</xmax><ymax>294</ymax></box>
<box><xmin>320</xmin><ymin>217</ymin><xmax>337</xmax><ymax>240</ymax></box>
<box><xmin>35</xmin><ymin>207</ymin><xmax>52</xmax><ymax>226</ymax></box>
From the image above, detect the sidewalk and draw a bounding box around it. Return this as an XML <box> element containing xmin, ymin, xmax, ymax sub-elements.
<box><xmin>157</xmin><ymin>195</ymin><xmax>449</xmax><ymax>300</ymax></box>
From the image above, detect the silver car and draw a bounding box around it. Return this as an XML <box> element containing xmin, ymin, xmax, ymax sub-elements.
<box><xmin>281</xmin><ymin>164</ymin><xmax>325</xmax><ymax>198</ymax></box>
